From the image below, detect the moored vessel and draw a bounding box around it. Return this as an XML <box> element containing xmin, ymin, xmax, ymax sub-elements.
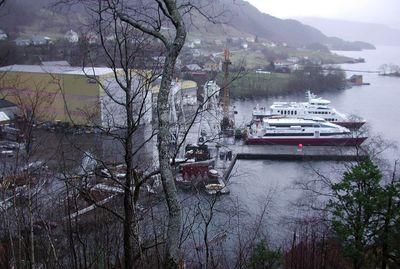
<box><xmin>252</xmin><ymin>91</ymin><xmax>366</xmax><ymax>129</ymax></box>
<box><xmin>246</xmin><ymin>117</ymin><xmax>366</xmax><ymax>146</ymax></box>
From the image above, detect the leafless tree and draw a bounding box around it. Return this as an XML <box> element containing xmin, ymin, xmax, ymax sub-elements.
<box><xmin>0</xmin><ymin>73</ymin><xmax>60</xmax><ymax>268</ymax></box>
<box><xmin>62</xmin><ymin>0</ymin><xmax>225</xmax><ymax>266</ymax></box>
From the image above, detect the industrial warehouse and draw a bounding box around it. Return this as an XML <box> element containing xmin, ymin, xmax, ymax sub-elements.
<box><xmin>0</xmin><ymin>64</ymin><xmax>153</xmax><ymax>128</ymax></box>
<box><xmin>0</xmin><ymin>64</ymin><xmax>201</xmax><ymax>130</ymax></box>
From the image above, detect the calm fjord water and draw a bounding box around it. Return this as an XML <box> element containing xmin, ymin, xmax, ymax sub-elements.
<box><xmin>229</xmin><ymin>46</ymin><xmax>400</xmax><ymax>239</ymax></box>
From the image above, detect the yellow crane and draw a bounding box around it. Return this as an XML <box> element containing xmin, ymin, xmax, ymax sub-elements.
<box><xmin>222</xmin><ymin>48</ymin><xmax>232</xmax><ymax>118</ymax></box>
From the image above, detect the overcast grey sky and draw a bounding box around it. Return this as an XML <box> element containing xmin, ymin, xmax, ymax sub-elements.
<box><xmin>246</xmin><ymin>0</ymin><xmax>400</xmax><ymax>27</ymax></box>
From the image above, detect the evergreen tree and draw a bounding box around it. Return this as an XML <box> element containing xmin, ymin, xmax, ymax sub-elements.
<box><xmin>328</xmin><ymin>158</ymin><xmax>384</xmax><ymax>269</ymax></box>
<box><xmin>249</xmin><ymin>240</ymin><xmax>282</xmax><ymax>269</ymax></box>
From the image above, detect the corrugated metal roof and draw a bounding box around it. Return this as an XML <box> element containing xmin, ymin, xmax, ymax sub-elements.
<box><xmin>41</xmin><ymin>61</ymin><xmax>71</xmax><ymax>67</ymax></box>
<box><xmin>0</xmin><ymin>65</ymin><xmax>116</xmax><ymax>76</ymax></box>
<box><xmin>0</xmin><ymin>99</ymin><xmax>17</xmax><ymax>109</ymax></box>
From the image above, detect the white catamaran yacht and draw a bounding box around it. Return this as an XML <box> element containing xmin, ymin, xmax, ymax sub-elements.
<box><xmin>246</xmin><ymin>117</ymin><xmax>366</xmax><ymax>146</ymax></box>
<box><xmin>252</xmin><ymin>91</ymin><xmax>365</xmax><ymax>129</ymax></box>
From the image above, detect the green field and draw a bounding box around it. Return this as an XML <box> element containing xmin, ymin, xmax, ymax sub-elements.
<box><xmin>217</xmin><ymin>72</ymin><xmax>293</xmax><ymax>99</ymax></box>
<box><xmin>270</xmin><ymin>46</ymin><xmax>353</xmax><ymax>64</ymax></box>
<box><xmin>220</xmin><ymin>48</ymin><xmax>353</xmax><ymax>70</ymax></box>
<box><xmin>217</xmin><ymin>68</ymin><xmax>345</xmax><ymax>99</ymax></box>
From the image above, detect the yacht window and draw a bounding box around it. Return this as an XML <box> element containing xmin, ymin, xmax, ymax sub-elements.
<box><xmin>295</xmin><ymin>111</ymin><xmax>297</xmax><ymax>115</ymax></box>
<box><xmin>291</xmin><ymin>111</ymin><xmax>294</xmax><ymax>115</ymax></box>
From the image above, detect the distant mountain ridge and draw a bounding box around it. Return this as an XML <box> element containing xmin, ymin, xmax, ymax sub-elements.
<box><xmin>297</xmin><ymin>17</ymin><xmax>400</xmax><ymax>46</ymax></box>
<box><xmin>187</xmin><ymin>0</ymin><xmax>374</xmax><ymax>50</ymax></box>
<box><xmin>0</xmin><ymin>0</ymin><xmax>374</xmax><ymax>51</ymax></box>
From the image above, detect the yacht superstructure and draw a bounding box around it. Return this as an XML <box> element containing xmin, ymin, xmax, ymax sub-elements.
<box><xmin>252</xmin><ymin>91</ymin><xmax>365</xmax><ymax>129</ymax></box>
<box><xmin>246</xmin><ymin>117</ymin><xmax>366</xmax><ymax>146</ymax></box>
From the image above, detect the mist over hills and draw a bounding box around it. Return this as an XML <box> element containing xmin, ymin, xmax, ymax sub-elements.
<box><xmin>298</xmin><ymin>17</ymin><xmax>400</xmax><ymax>46</ymax></box>
<box><xmin>0</xmin><ymin>0</ymin><xmax>374</xmax><ymax>51</ymax></box>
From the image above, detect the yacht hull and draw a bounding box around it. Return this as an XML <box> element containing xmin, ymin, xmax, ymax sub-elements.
<box><xmin>246</xmin><ymin>137</ymin><xmax>367</xmax><ymax>146</ymax></box>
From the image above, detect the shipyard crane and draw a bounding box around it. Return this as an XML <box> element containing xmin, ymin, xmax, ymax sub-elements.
<box><xmin>220</xmin><ymin>48</ymin><xmax>234</xmax><ymax>132</ymax></box>
<box><xmin>222</xmin><ymin>48</ymin><xmax>232</xmax><ymax>118</ymax></box>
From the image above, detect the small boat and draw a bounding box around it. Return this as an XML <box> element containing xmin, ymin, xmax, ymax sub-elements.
<box><xmin>205</xmin><ymin>183</ymin><xmax>230</xmax><ymax>195</ymax></box>
<box><xmin>185</xmin><ymin>144</ymin><xmax>211</xmax><ymax>161</ymax></box>
<box><xmin>208</xmin><ymin>169</ymin><xmax>219</xmax><ymax>179</ymax></box>
<box><xmin>246</xmin><ymin>117</ymin><xmax>366</xmax><ymax>146</ymax></box>
<box><xmin>252</xmin><ymin>91</ymin><xmax>366</xmax><ymax>129</ymax></box>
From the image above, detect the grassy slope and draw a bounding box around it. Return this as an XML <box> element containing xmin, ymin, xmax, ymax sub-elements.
<box><xmin>271</xmin><ymin>46</ymin><xmax>352</xmax><ymax>64</ymax></box>
<box><xmin>217</xmin><ymin>72</ymin><xmax>293</xmax><ymax>98</ymax></box>
<box><xmin>214</xmin><ymin>48</ymin><xmax>352</xmax><ymax>70</ymax></box>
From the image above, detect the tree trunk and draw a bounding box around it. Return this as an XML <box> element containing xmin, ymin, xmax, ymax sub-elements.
<box><xmin>157</xmin><ymin>23</ymin><xmax>186</xmax><ymax>266</ymax></box>
<box><xmin>28</xmin><ymin>181</ymin><xmax>35</xmax><ymax>269</ymax></box>
<box><xmin>123</xmin><ymin>80</ymin><xmax>135</xmax><ymax>269</ymax></box>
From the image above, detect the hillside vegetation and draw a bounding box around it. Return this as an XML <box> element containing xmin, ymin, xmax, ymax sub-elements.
<box><xmin>0</xmin><ymin>0</ymin><xmax>374</xmax><ymax>51</ymax></box>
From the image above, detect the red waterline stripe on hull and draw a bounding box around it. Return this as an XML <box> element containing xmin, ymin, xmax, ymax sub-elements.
<box><xmin>246</xmin><ymin>137</ymin><xmax>367</xmax><ymax>146</ymax></box>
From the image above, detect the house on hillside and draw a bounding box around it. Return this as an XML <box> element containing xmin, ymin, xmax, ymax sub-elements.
<box><xmin>262</xmin><ymin>41</ymin><xmax>277</xmax><ymax>48</ymax></box>
<box><xmin>191</xmin><ymin>49</ymin><xmax>202</xmax><ymax>58</ymax></box>
<box><xmin>214</xmin><ymin>39</ymin><xmax>223</xmax><ymax>46</ymax></box>
<box><xmin>182</xmin><ymin>64</ymin><xmax>202</xmax><ymax>72</ymax></box>
<box><xmin>193</xmin><ymin>39</ymin><xmax>201</xmax><ymax>46</ymax></box>
<box><xmin>246</xmin><ymin>37</ymin><xmax>255</xmax><ymax>43</ymax></box>
<box><xmin>287</xmin><ymin>56</ymin><xmax>300</xmax><ymax>64</ymax></box>
<box><xmin>32</xmin><ymin>36</ymin><xmax>52</xmax><ymax>46</ymax></box>
<box><xmin>0</xmin><ymin>30</ymin><xmax>7</xmax><ymax>41</ymax></box>
<box><xmin>14</xmin><ymin>38</ymin><xmax>31</xmax><ymax>46</ymax></box>
<box><xmin>65</xmin><ymin>30</ymin><xmax>79</xmax><ymax>43</ymax></box>
<box><xmin>203</xmin><ymin>58</ymin><xmax>222</xmax><ymax>72</ymax></box>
